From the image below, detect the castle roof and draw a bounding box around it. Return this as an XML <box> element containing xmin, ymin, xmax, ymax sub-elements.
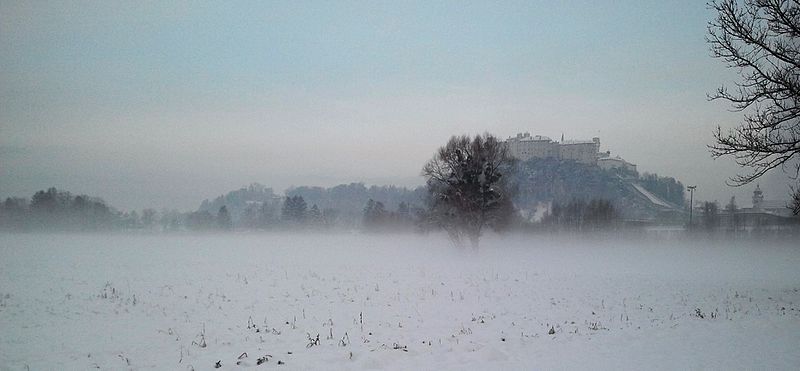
<box><xmin>508</xmin><ymin>134</ymin><xmax>552</xmax><ymax>142</ymax></box>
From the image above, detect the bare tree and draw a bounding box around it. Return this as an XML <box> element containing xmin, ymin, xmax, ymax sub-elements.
<box><xmin>421</xmin><ymin>133</ymin><xmax>516</xmax><ymax>249</ymax></box>
<box><xmin>707</xmin><ymin>0</ymin><xmax>800</xmax><ymax>213</ymax></box>
<box><xmin>792</xmin><ymin>183</ymin><xmax>800</xmax><ymax>213</ymax></box>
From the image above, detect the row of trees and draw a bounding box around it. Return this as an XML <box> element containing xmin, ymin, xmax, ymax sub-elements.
<box><xmin>0</xmin><ymin>188</ymin><xmax>426</xmax><ymax>232</ymax></box>
<box><xmin>0</xmin><ymin>189</ymin><xmax>232</xmax><ymax>232</ymax></box>
<box><xmin>187</xmin><ymin>195</ymin><xmax>420</xmax><ymax>231</ymax></box>
<box><xmin>285</xmin><ymin>183</ymin><xmax>425</xmax><ymax>228</ymax></box>
<box><xmin>0</xmin><ymin>188</ymin><xmax>118</xmax><ymax>231</ymax></box>
<box><xmin>184</xmin><ymin>206</ymin><xmax>232</xmax><ymax>231</ymax></box>
<box><xmin>362</xmin><ymin>200</ymin><xmax>417</xmax><ymax>232</ymax></box>
<box><xmin>540</xmin><ymin>199</ymin><xmax>619</xmax><ymax>231</ymax></box>
<box><xmin>1</xmin><ymin>133</ymin><xmax>625</xmax><ymax>240</ymax></box>
<box><xmin>194</xmin><ymin>182</ymin><xmax>426</xmax><ymax>230</ymax></box>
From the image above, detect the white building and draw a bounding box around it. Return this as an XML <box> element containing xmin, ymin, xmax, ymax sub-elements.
<box><xmin>559</xmin><ymin>138</ymin><xmax>601</xmax><ymax>164</ymax></box>
<box><xmin>598</xmin><ymin>156</ymin><xmax>637</xmax><ymax>173</ymax></box>
<box><xmin>504</xmin><ymin>133</ymin><xmax>559</xmax><ymax>161</ymax></box>
<box><xmin>504</xmin><ymin>132</ymin><xmax>601</xmax><ymax>165</ymax></box>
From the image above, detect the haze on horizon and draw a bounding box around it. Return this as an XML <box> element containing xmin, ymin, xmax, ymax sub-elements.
<box><xmin>1</xmin><ymin>1</ymin><xmax>795</xmax><ymax>211</ymax></box>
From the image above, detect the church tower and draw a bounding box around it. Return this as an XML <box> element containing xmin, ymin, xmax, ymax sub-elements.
<box><xmin>752</xmin><ymin>184</ymin><xmax>764</xmax><ymax>209</ymax></box>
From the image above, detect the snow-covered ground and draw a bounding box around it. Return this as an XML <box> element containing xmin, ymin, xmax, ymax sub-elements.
<box><xmin>631</xmin><ymin>183</ymin><xmax>674</xmax><ymax>208</ymax></box>
<box><xmin>1</xmin><ymin>232</ymin><xmax>799</xmax><ymax>370</ymax></box>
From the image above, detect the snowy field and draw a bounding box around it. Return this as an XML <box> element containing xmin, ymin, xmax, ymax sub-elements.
<box><xmin>1</xmin><ymin>232</ymin><xmax>799</xmax><ymax>370</ymax></box>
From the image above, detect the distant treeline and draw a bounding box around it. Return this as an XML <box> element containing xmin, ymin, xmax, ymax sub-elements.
<box><xmin>0</xmin><ymin>184</ymin><xmax>428</xmax><ymax>232</ymax></box>
<box><xmin>0</xmin><ymin>185</ymin><xmax>622</xmax><ymax>233</ymax></box>
<box><xmin>1</xmin><ymin>188</ymin><xmax>124</xmax><ymax>231</ymax></box>
<box><xmin>194</xmin><ymin>182</ymin><xmax>426</xmax><ymax>231</ymax></box>
<box><xmin>1</xmin><ymin>159</ymin><xmax>692</xmax><ymax>233</ymax></box>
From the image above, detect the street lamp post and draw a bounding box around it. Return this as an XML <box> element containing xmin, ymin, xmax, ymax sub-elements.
<box><xmin>687</xmin><ymin>185</ymin><xmax>697</xmax><ymax>227</ymax></box>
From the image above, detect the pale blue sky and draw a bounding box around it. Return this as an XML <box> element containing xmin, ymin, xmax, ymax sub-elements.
<box><xmin>0</xmin><ymin>1</ymin><xmax>791</xmax><ymax>210</ymax></box>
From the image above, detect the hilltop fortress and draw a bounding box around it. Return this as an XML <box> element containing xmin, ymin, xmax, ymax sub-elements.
<box><xmin>504</xmin><ymin>132</ymin><xmax>636</xmax><ymax>173</ymax></box>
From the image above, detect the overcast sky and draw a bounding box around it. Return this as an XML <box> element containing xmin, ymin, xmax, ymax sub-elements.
<box><xmin>1</xmin><ymin>1</ymin><xmax>795</xmax><ymax>211</ymax></box>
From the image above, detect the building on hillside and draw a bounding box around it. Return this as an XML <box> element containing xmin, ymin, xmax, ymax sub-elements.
<box><xmin>504</xmin><ymin>133</ymin><xmax>559</xmax><ymax>161</ymax></box>
<box><xmin>598</xmin><ymin>156</ymin><xmax>637</xmax><ymax>173</ymax></box>
<box><xmin>503</xmin><ymin>132</ymin><xmax>604</xmax><ymax>165</ymax></box>
<box><xmin>558</xmin><ymin>138</ymin><xmax>601</xmax><ymax>164</ymax></box>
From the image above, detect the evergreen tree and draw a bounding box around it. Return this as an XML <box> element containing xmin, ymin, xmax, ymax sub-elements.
<box><xmin>373</xmin><ymin>201</ymin><xmax>386</xmax><ymax>228</ymax></box>
<box><xmin>217</xmin><ymin>205</ymin><xmax>232</xmax><ymax>230</ymax></box>
<box><xmin>294</xmin><ymin>196</ymin><xmax>307</xmax><ymax>224</ymax></box>
<box><xmin>395</xmin><ymin>201</ymin><xmax>413</xmax><ymax>228</ymax></box>
<box><xmin>362</xmin><ymin>199</ymin><xmax>376</xmax><ymax>229</ymax></box>
<box><xmin>282</xmin><ymin>197</ymin><xmax>294</xmax><ymax>223</ymax></box>
<box><xmin>362</xmin><ymin>199</ymin><xmax>388</xmax><ymax>230</ymax></box>
<box><xmin>0</xmin><ymin>197</ymin><xmax>28</xmax><ymax>230</ymax></box>
<box><xmin>259</xmin><ymin>202</ymin><xmax>277</xmax><ymax>228</ymax></box>
<box><xmin>282</xmin><ymin>196</ymin><xmax>307</xmax><ymax>225</ymax></box>
<box><xmin>187</xmin><ymin>210</ymin><xmax>215</xmax><ymax>230</ymax></box>
<box><xmin>308</xmin><ymin>204</ymin><xmax>322</xmax><ymax>228</ymax></box>
<box><xmin>141</xmin><ymin>209</ymin><xmax>157</xmax><ymax>229</ymax></box>
<box><xmin>322</xmin><ymin>208</ymin><xmax>339</xmax><ymax>228</ymax></box>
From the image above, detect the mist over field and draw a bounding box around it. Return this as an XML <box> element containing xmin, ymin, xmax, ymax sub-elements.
<box><xmin>1</xmin><ymin>233</ymin><xmax>799</xmax><ymax>370</ymax></box>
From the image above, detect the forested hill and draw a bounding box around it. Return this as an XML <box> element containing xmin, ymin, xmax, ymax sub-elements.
<box><xmin>511</xmin><ymin>158</ymin><xmax>685</xmax><ymax>219</ymax></box>
<box><xmin>196</xmin><ymin>161</ymin><xmax>685</xmax><ymax>226</ymax></box>
<box><xmin>285</xmin><ymin>183</ymin><xmax>426</xmax><ymax>224</ymax></box>
<box><xmin>198</xmin><ymin>182</ymin><xmax>426</xmax><ymax>226</ymax></box>
<box><xmin>198</xmin><ymin>183</ymin><xmax>280</xmax><ymax>222</ymax></box>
